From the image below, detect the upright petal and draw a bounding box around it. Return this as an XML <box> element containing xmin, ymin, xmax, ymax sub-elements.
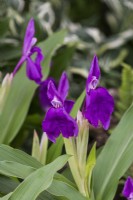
<box><xmin>30</xmin><ymin>46</ymin><xmax>44</xmax><ymax>78</ymax></box>
<box><xmin>30</xmin><ymin>46</ymin><xmax>44</xmax><ymax>67</ymax></box>
<box><xmin>88</xmin><ymin>55</ymin><xmax>100</xmax><ymax>80</ymax></box>
<box><xmin>47</xmin><ymin>81</ymin><xmax>63</xmax><ymax>108</ymax></box>
<box><xmin>42</xmin><ymin>107</ymin><xmax>78</xmax><ymax>142</ymax></box>
<box><xmin>26</xmin><ymin>57</ymin><xmax>42</xmax><ymax>84</ymax></box>
<box><xmin>23</xmin><ymin>18</ymin><xmax>36</xmax><ymax>55</ymax></box>
<box><xmin>122</xmin><ymin>177</ymin><xmax>133</xmax><ymax>199</ymax></box>
<box><xmin>64</xmin><ymin>100</ymin><xmax>74</xmax><ymax>113</ymax></box>
<box><xmin>86</xmin><ymin>55</ymin><xmax>100</xmax><ymax>93</ymax></box>
<box><xmin>83</xmin><ymin>87</ymin><xmax>114</xmax><ymax>130</ymax></box>
<box><xmin>58</xmin><ymin>72</ymin><xmax>69</xmax><ymax>101</ymax></box>
<box><xmin>39</xmin><ymin>78</ymin><xmax>56</xmax><ymax>111</ymax></box>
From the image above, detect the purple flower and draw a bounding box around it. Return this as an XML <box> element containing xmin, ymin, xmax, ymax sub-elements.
<box><xmin>83</xmin><ymin>55</ymin><xmax>114</xmax><ymax>130</ymax></box>
<box><xmin>122</xmin><ymin>177</ymin><xmax>133</xmax><ymax>199</ymax></box>
<box><xmin>39</xmin><ymin>74</ymin><xmax>74</xmax><ymax>113</ymax></box>
<box><xmin>13</xmin><ymin>18</ymin><xmax>44</xmax><ymax>84</ymax></box>
<box><xmin>39</xmin><ymin>78</ymin><xmax>56</xmax><ymax>112</ymax></box>
<box><xmin>42</xmin><ymin>72</ymin><xmax>78</xmax><ymax>142</ymax></box>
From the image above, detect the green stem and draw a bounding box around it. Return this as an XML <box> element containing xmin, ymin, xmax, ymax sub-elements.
<box><xmin>64</xmin><ymin>138</ymin><xmax>86</xmax><ymax>196</ymax></box>
<box><xmin>78</xmin><ymin>121</ymin><xmax>89</xmax><ymax>179</ymax></box>
<box><xmin>64</xmin><ymin>122</ymin><xmax>89</xmax><ymax>197</ymax></box>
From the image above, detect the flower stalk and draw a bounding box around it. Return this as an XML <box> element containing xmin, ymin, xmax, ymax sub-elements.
<box><xmin>64</xmin><ymin>138</ymin><xmax>82</xmax><ymax>191</ymax></box>
<box><xmin>64</xmin><ymin>112</ymin><xmax>90</xmax><ymax>198</ymax></box>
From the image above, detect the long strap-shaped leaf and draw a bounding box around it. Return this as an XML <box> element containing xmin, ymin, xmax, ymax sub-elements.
<box><xmin>47</xmin><ymin>180</ymin><xmax>86</xmax><ymax>200</ymax></box>
<box><xmin>39</xmin><ymin>30</ymin><xmax>67</xmax><ymax>79</ymax></box>
<box><xmin>0</xmin><ymin>179</ymin><xmax>85</xmax><ymax>200</ymax></box>
<box><xmin>93</xmin><ymin>102</ymin><xmax>133</xmax><ymax>200</ymax></box>
<box><xmin>0</xmin><ymin>193</ymin><xmax>12</xmax><ymax>200</ymax></box>
<box><xmin>8</xmin><ymin>155</ymin><xmax>69</xmax><ymax>200</ymax></box>
<box><xmin>0</xmin><ymin>144</ymin><xmax>42</xmax><ymax>168</ymax></box>
<box><xmin>0</xmin><ymin>66</ymin><xmax>37</xmax><ymax>144</ymax></box>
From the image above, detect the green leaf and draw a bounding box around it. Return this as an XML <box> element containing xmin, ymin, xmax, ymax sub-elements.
<box><xmin>0</xmin><ymin>67</ymin><xmax>37</xmax><ymax>144</ymax></box>
<box><xmin>116</xmin><ymin>63</ymin><xmax>133</xmax><ymax>117</ymax></box>
<box><xmin>0</xmin><ymin>193</ymin><xmax>12</xmax><ymax>200</ymax></box>
<box><xmin>50</xmin><ymin>45</ymin><xmax>76</xmax><ymax>79</ymax></box>
<box><xmin>93</xmin><ymin>102</ymin><xmax>133</xmax><ymax>200</ymax></box>
<box><xmin>39</xmin><ymin>133</ymin><xmax>48</xmax><ymax>165</ymax></box>
<box><xmin>39</xmin><ymin>30</ymin><xmax>67</xmax><ymax>79</ymax></box>
<box><xmin>38</xmin><ymin>173</ymin><xmax>81</xmax><ymax>200</ymax></box>
<box><xmin>47</xmin><ymin>180</ymin><xmax>86</xmax><ymax>200</ymax></box>
<box><xmin>0</xmin><ymin>145</ymin><xmax>42</xmax><ymax>169</ymax></box>
<box><xmin>38</xmin><ymin>173</ymin><xmax>85</xmax><ymax>200</ymax></box>
<box><xmin>0</xmin><ymin>176</ymin><xmax>19</xmax><ymax>195</ymax></box>
<box><xmin>54</xmin><ymin>173</ymin><xmax>76</xmax><ymax>188</ymax></box>
<box><xmin>47</xmin><ymin>136</ymin><xmax>64</xmax><ymax>164</ymax></box>
<box><xmin>9</xmin><ymin>155</ymin><xmax>69</xmax><ymax>200</ymax></box>
<box><xmin>86</xmin><ymin>143</ymin><xmax>96</xmax><ymax>193</ymax></box>
<box><xmin>32</xmin><ymin>131</ymin><xmax>41</xmax><ymax>162</ymax></box>
<box><xmin>70</xmin><ymin>90</ymin><xmax>85</xmax><ymax>118</ymax></box>
<box><xmin>86</xmin><ymin>143</ymin><xmax>96</xmax><ymax>179</ymax></box>
<box><xmin>0</xmin><ymin>161</ymin><xmax>35</xmax><ymax>179</ymax></box>
<box><xmin>37</xmin><ymin>191</ymin><xmax>57</xmax><ymax>200</ymax></box>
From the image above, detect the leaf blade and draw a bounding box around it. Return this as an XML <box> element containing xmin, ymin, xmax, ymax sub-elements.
<box><xmin>9</xmin><ymin>155</ymin><xmax>69</xmax><ymax>200</ymax></box>
<box><xmin>93</xmin><ymin>102</ymin><xmax>133</xmax><ymax>200</ymax></box>
<box><xmin>0</xmin><ymin>144</ymin><xmax>42</xmax><ymax>169</ymax></box>
<box><xmin>39</xmin><ymin>30</ymin><xmax>67</xmax><ymax>79</ymax></box>
<box><xmin>0</xmin><ymin>67</ymin><xmax>37</xmax><ymax>144</ymax></box>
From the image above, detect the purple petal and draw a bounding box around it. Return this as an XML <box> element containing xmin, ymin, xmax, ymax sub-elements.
<box><xmin>122</xmin><ymin>177</ymin><xmax>133</xmax><ymax>198</ymax></box>
<box><xmin>86</xmin><ymin>55</ymin><xmax>100</xmax><ymax>93</ymax></box>
<box><xmin>30</xmin><ymin>46</ymin><xmax>44</xmax><ymax>66</ymax></box>
<box><xmin>42</xmin><ymin>107</ymin><xmax>78</xmax><ymax>142</ymax></box>
<box><xmin>64</xmin><ymin>100</ymin><xmax>74</xmax><ymax>113</ymax></box>
<box><xmin>30</xmin><ymin>37</ymin><xmax>37</xmax><ymax>47</ymax></box>
<box><xmin>30</xmin><ymin>46</ymin><xmax>44</xmax><ymax>77</ymax></box>
<box><xmin>88</xmin><ymin>55</ymin><xmax>100</xmax><ymax>80</ymax></box>
<box><xmin>39</xmin><ymin>78</ymin><xmax>56</xmax><ymax>111</ymax></box>
<box><xmin>47</xmin><ymin>81</ymin><xmax>63</xmax><ymax>108</ymax></box>
<box><xmin>83</xmin><ymin>87</ymin><xmax>114</xmax><ymax>130</ymax></box>
<box><xmin>58</xmin><ymin>72</ymin><xmax>69</xmax><ymax>101</ymax></box>
<box><xmin>26</xmin><ymin>57</ymin><xmax>42</xmax><ymax>84</ymax></box>
<box><xmin>23</xmin><ymin>18</ymin><xmax>36</xmax><ymax>55</ymax></box>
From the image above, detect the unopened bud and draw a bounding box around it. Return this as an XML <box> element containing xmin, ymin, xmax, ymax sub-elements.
<box><xmin>0</xmin><ymin>73</ymin><xmax>13</xmax><ymax>113</ymax></box>
<box><xmin>2</xmin><ymin>73</ymin><xmax>13</xmax><ymax>87</ymax></box>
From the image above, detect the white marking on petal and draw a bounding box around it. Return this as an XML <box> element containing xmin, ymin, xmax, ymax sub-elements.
<box><xmin>129</xmin><ymin>193</ymin><xmax>133</xmax><ymax>200</ymax></box>
<box><xmin>51</xmin><ymin>96</ymin><xmax>62</xmax><ymax>108</ymax></box>
<box><xmin>88</xmin><ymin>76</ymin><xmax>99</xmax><ymax>90</ymax></box>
